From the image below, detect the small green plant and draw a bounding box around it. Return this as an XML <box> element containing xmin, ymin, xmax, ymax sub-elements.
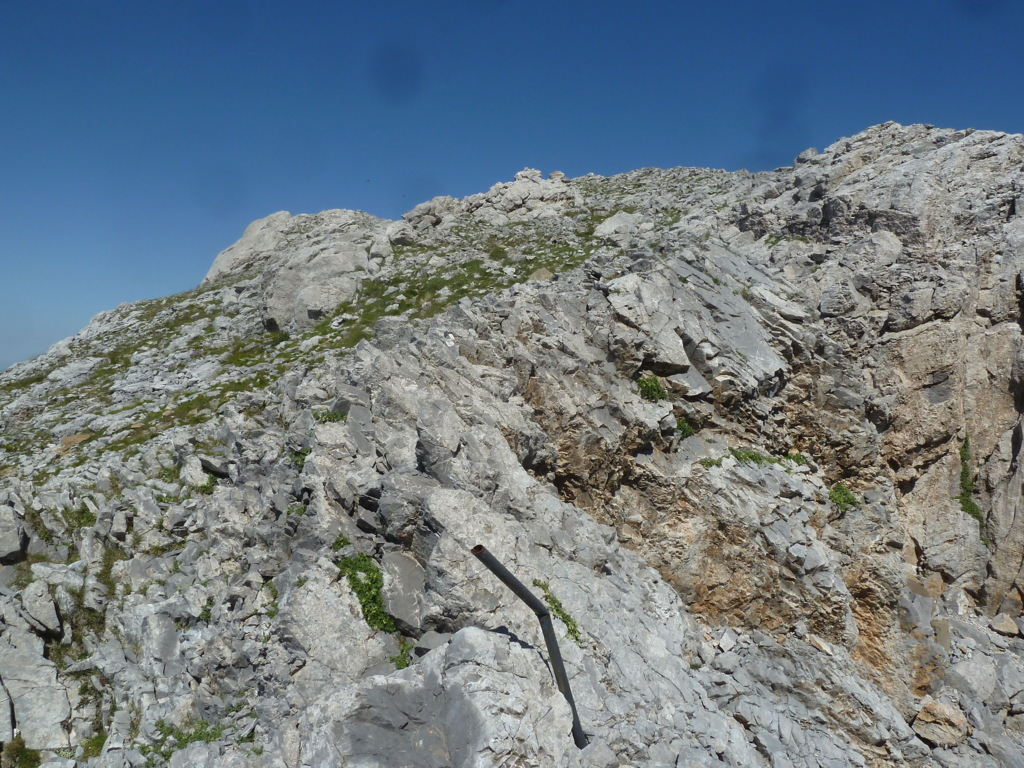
<box><xmin>139</xmin><ymin>718</ymin><xmax>226</xmax><ymax>764</ymax></box>
<box><xmin>80</xmin><ymin>731</ymin><xmax>107</xmax><ymax>759</ymax></box>
<box><xmin>195</xmin><ymin>473</ymin><xmax>218</xmax><ymax>495</ymax></box>
<box><xmin>199</xmin><ymin>598</ymin><xmax>214</xmax><ymax>623</ymax></box>
<box><xmin>331</xmin><ymin>533</ymin><xmax>351</xmax><ymax>552</ymax></box>
<box><xmin>676</xmin><ymin>417</ymin><xmax>699</xmax><ymax>438</ymax></box>
<box><xmin>637</xmin><ymin>375</ymin><xmax>667</xmax><ymax>402</ymax></box>
<box><xmin>829</xmin><ymin>482</ymin><xmax>859</xmax><ymax>514</ymax></box>
<box><xmin>699</xmin><ymin>457</ymin><xmax>723</xmax><ymax>468</ymax></box>
<box><xmin>314</xmin><ymin>409</ymin><xmax>346</xmax><ymax>423</ymax></box>
<box><xmin>67</xmin><ymin>504</ymin><xmax>97</xmax><ymax>529</ymax></box>
<box><xmin>390</xmin><ymin>636</ymin><xmax>415</xmax><ymax>669</ymax></box>
<box><xmin>295</xmin><ymin>576</ymin><xmax>308</xmax><ymax>588</ymax></box>
<box><xmin>785</xmin><ymin>452</ymin><xmax>807</xmax><ymax>465</ymax></box>
<box><xmin>1</xmin><ymin>734</ymin><xmax>41</xmax><ymax>768</ymax></box>
<box><xmin>532</xmin><ymin>579</ymin><xmax>582</xmax><ymax>644</ymax></box>
<box><xmin>337</xmin><ymin>553</ymin><xmax>396</xmax><ymax>633</ymax></box>
<box><xmin>290</xmin><ymin>449</ymin><xmax>310</xmax><ymax>471</ymax></box>
<box><xmin>97</xmin><ymin>546</ymin><xmax>127</xmax><ymax>597</ymax></box>
<box><xmin>958</xmin><ymin>436</ymin><xmax>983</xmax><ymax>522</ymax></box>
<box><xmin>729</xmin><ymin>448</ymin><xmax>780</xmax><ymax>466</ymax></box>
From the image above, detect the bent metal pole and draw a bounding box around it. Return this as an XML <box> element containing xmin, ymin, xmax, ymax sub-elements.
<box><xmin>471</xmin><ymin>544</ymin><xmax>588</xmax><ymax>749</ymax></box>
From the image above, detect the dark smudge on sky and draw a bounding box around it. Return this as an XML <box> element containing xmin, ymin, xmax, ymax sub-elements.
<box><xmin>369</xmin><ymin>42</ymin><xmax>425</xmax><ymax>103</ymax></box>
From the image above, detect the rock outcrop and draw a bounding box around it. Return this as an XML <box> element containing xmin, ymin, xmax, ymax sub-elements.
<box><xmin>3</xmin><ymin>122</ymin><xmax>1024</xmax><ymax>766</ymax></box>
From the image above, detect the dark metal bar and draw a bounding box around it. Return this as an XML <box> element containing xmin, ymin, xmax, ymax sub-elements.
<box><xmin>471</xmin><ymin>544</ymin><xmax>589</xmax><ymax>749</ymax></box>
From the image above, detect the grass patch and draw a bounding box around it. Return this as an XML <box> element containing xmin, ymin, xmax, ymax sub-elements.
<box><xmin>330</xmin><ymin>534</ymin><xmax>351</xmax><ymax>551</ymax></box>
<box><xmin>139</xmin><ymin>718</ymin><xmax>226</xmax><ymax>765</ymax></box>
<box><xmin>729</xmin><ymin>447</ymin><xmax>781</xmax><ymax>466</ymax></box>
<box><xmin>1</xmin><ymin>734</ymin><xmax>41</xmax><ymax>768</ymax></box>
<box><xmin>314</xmin><ymin>409</ymin><xmax>346</xmax><ymax>423</ymax></box>
<box><xmin>81</xmin><ymin>731</ymin><xmax>107</xmax><ymax>759</ymax></box>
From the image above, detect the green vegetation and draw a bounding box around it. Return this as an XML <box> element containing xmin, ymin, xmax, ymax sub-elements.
<box><xmin>532</xmin><ymin>579</ymin><xmax>582</xmax><ymax>645</ymax></box>
<box><xmin>290</xmin><ymin>449</ymin><xmax>310</xmax><ymax>471</ymax></box>
<box><xmin>729</xmin><ymin>447</ymin><xmax>781</xmax><ymax>466</ymax></box>
<box><xmin>390</xmin><ymin>636</ymin><xmax>415</xmax><ymax>670</ymax></box>
<box><xmin>959</xmin><ymin>436</ymin><xmax>983</xmax><ymax>521</ymax></box>
<box><xmin>330</xmin><ymin>533</ymin><xmax>351</xmax><ymax>551</ymax></box>
<box><xmin>314</xmin><ymin>409</ymin><xmax>346</xmax><ymax>423</ymax></box>
<box><xmin>699</xmin><ymin>457</ymin><xmax>724</xmax><ymax>468</ymax></box>
<box><xmin>1</xmin><ymin>735</ymin><xmax>40</xmax><ymax>768</ymax></box>
<box><xmin>139</xmin><ymin>718</ymin><xmax>226</xmax><ymax>766</ymax></box>
<box><xmin>66</xmin><ymin>504</ymin><xmax>97</xmax><ymax>529</ymax></box>
<box><xmin>194</xmin><ymin>473</ymin><xmax>218</xmax><ymax>495</ymax></box>
<box><xmin>829</xmin><ymin>482</ymin><xmax>859</xmax><ymax>514</ymax></box>
<box><xmin>336</xmin><ymin>553</ymin><xmax>396</xmax><ymax>633</ymax></box>
<box><xmin>80</xmin><ymin>731</ymin><xmax>108</xmax><ymax>760</ymax></box>
<box><xmin>98</xmin><ymin>546</ymin><xmax>127</xmax><ymax>597</ymax></box>
<box><xmin>676</xmin><ymin>417</ymin><xmax>699</xmax><ymax>438</ymax></box>
<box><xmin>637</xmin><ymin>375</ymin><xmax>667</xmax><ymax>402</ymax></box>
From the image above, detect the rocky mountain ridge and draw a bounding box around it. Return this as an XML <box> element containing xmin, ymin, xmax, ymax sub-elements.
<box><xmin>2</xmin><ymin>122</ymin><xmax>1024</xmax><ymax>766</ymax></box>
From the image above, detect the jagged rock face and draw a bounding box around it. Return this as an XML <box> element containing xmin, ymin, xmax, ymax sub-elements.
<box><xmin>3</xmin><ymin>122</ymin><xmax>1024</xmax><ymax>766</ymax></box>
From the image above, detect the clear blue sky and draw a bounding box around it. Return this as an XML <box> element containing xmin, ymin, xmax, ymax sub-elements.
<box><xmin>2</xmin><ymin>0</ymin><xmax>1022</xmax><ymax>370</ymax></box>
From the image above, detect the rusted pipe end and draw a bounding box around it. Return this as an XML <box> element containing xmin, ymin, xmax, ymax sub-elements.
<box><xmin>471</xmin><ymin>544</ymin><xmax>486</xmax><ymax>555</ymax></box>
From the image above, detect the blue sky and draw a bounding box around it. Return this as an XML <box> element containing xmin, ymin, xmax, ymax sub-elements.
<box><xmin>2</xmin><ymin>0</ymin><xmax>1022</xmax><ymax>370</ymax></box>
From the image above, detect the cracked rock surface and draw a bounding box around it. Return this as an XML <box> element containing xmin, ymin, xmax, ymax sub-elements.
<box><xmin>3</xmin><ymin>122</ymin><xmax>1024</xmax><ymax>766</ymax></box>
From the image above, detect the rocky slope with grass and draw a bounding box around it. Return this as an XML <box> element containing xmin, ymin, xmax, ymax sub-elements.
<box><xmin>3</xmin><ymin>122</ymin><xmax>1024</xmax><ymax>767</ymax></box>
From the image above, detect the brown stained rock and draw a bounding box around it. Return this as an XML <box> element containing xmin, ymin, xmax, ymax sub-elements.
<box><xmin>912</xmin><ymin>696</ymin><xmax>970</xmax><ymax>748</ymax></box>
<box><xmin>990</xmin><ymin>612</ymin><xmax>1020</xmax><ymax>637</ymax></box>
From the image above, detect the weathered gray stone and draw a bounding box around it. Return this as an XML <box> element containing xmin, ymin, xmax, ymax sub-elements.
<box><xmin>0</xmin><ymin>505</ymin><xmax>25</xmax><ymax>563</ymax></box>
<box><xmin>21</xmin><ymin>580</ymin><xmax>61</xmax><ymax>635</ymax></box>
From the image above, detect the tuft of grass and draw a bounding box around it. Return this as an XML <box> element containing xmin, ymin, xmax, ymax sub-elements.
<box><xmin>729</xmin><ymin>448</ymin><xmax>780</xmax><ymax>466</ymax></box>
<box><xmin>637</xmin><ymin>375</ymin><xmax>667</xmax><ymax>402</ymax></box>
<box><xmin>699</xmin><ymin>457</ymin><xmax>723</xmax><ymax>468</ymax></box>
<box><xmin>829</xmin><ymin>482</ymin><xmax>859</xmax><ymax>514</ymax></box>
<box><xmin>314</xmin><ymin>409</ymin><xmax>346</xmax><ymax>424</ymax></box>
<box><xmin>330</xmin><ymin>534</ymin><xmax>351</xmax><ymax>552</ymax></box>
<box><xmin>1</xmin><ymin>734</ymin><xmax>41</xmax><ymax>768</ymax></box>
<box><xmin>139</xmin><ymin>718</ymin><xmax>226</xmax><ymax>764</ymax></box>
<box><xmin>194</xmin><ymin>473</ymin><xmax>218</xmax><ymax>495</ymax></box>
<box><xmin>67</xmin><ymin>505</ymin><xmax>97</xmax><ymax>529</ymax></box>
<box><xmin>81</xmin><ymin>731</ymin><xmax>107</xmax><ymax>759</ymax></box>
<box><xmin>532</xmin><ymin>579</ymin><xmax>582</xmax><ymax>645</ymax></box>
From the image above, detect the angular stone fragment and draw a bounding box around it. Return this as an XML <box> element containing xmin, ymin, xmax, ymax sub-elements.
<box><xmin>382</xmin><ymin>552</ymin><xmax>426</xmax><ymax>632</ymax></box>
<box><xmin>991</xmin><ymin>613</ymin><xmax>1020</xmax><ymax>637</ymax></box>
<box><xmin>912</xmin><ymin>696</ymin><xmax>969</xmax><ymax>747</ymax></box>
<box><xmin>0</xmin><ymin>505</ymin><xmax>26</xmax><ymax>563</ymax></box>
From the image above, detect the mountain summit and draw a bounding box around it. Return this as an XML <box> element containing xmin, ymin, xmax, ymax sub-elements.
<box><xmin>3</xmin><ymin>122</ymin><xmax>1024</xmax><ymax>766</ymax></box>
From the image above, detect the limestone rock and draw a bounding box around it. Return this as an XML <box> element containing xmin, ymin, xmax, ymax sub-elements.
<box><xmin>6</xmin><ymin>123</ymin><xmax>1024</xmax><ymax>767</ymax></box>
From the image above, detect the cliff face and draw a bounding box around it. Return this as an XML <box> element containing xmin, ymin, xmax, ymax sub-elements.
<box><xmin>2</xmin><ymin>122</ymin><xmax>1024</xmax><ymax>767</ymax></box>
